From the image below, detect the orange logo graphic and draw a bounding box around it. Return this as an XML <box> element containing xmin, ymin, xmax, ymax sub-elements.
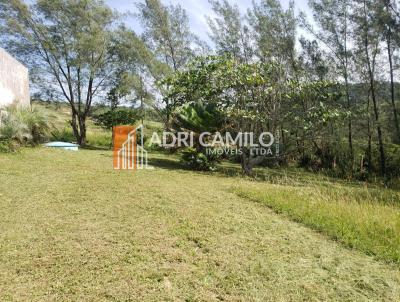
<box><xmin>113</xmin><ymin>125</ymin><xmax>148</xmax><ymax>170</ymax></box>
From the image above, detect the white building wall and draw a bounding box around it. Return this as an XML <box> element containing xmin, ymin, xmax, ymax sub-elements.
<box><xmin>0</xmin><ymin>48</ymin><xmax>30</xmax><ymax>108</ymax></box>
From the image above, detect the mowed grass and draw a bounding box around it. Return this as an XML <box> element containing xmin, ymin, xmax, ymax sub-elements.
<box><xmin>1</xmin><ymin>148</ymin><xmax>400</xmax><ymax>301</ymax></box>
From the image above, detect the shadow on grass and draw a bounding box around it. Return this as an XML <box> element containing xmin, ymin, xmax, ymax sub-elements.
<box><xmin>149</xmin><ymin>156</ymin><xmax>188</xmax><ymax>171</ymax></box>
<box><xmin>81</xmin><ymin>145</ymin><xmax>111</xmax><ymax>151</ymax></box>
<box><xmin>148</xmin><ymin>155</ymin><xmax>246</xmax><ymax>179</ymax></box>
<box><xmin>105</xmin><ymin>151</ymin><xmax>390</xmax><ymax>190</ymax></box>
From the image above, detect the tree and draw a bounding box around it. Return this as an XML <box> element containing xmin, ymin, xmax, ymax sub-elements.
<box><xmin>248</xmin><ymin>0</ymin><xmax>298</xmax><ymax>77</ymax></box>
<box><xmin>376</xmin><ymin>0</ymin><xmax>400</xmax><ymax>143</ymax></box>
<box><xmin>136</xmin><ymin>0</ymin><xmax>197</xmax><ymax>72</ymax></box>
<box><xmin>136</xmin><ymin>0</ymin><xmax>201</xmax><ymax>124</ymax></box>
<box><xmin>207</xmin><ymin>0</ymin><xmax>253</xmax><ymax>62</ymax></box>
<box><xmin>93</xmin><ymin>108</ymin><xmax>137</xmax><ymax>131</ymax></box>
<box><xmin>353</xmin><ymin>0</ymin><xmax>386</xmax><ymax>177</ymax></box>
<box><xmin>106</xmin><ymin>71</ymin><xmax>136</xmax><ymax>111</ymax></box>
<box><xmin>162</xmin><ymin>55</ymin><xmax>343</xmax><ymax>175</ymax></box>
<box><xmin>302</xmin><ymin>0</ymin><xmax>354</xmax><ymax>161</ymax></box>
<box><xmin>131</xmin><ymin>73</ymin><xmax>154</xmax><ymax>124</ymax></box>
<box><xmin>174</xmin><ymin>102</ymin><xmax>224</xmax><ymax>171</ymax></box>
<box><xmin>93</xmin><ymin>108</ymin><xmax>137</xmax><ymax>147</ymax></box>
<box><xmin>247</xmin><ymin>0</ymin><xmax>298</xmax><ymax>156</ymax></box>
<box><xmin>0</xmin><ymin>0</ymin><xmax>123</xmax><ymax>145</ymax></box>
<box><xmin>287</xmin><ymin>80</ymin><xmax>346</xmax><ymax>170</ymax></box>
<box><xmin>299</xmin><ymin>38</ymin><xmax>330</xmax><ymax>81</ymax></box>
<box><xmin>162</xmin><ymin>55</ymin><xmax>285</xmax><ymax>175</ymax></box>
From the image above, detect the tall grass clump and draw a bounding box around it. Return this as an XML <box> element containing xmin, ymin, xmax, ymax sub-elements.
<box><xmin>235</xmin><ymin>183</ymin><xmax>400</xmax><ymax>264</ymax></box>
<box><xmin>0</xmin><ymin>106</ymin><xmax>49</xmax><ymax>151</ymax></box>
<box><xmin>86</xmin><ymin>130</ymin><xmax>112</xmax><ymax>148</ymax></box>
<box><xmin>50</xmin><ymin>127</ymin><xmax>76</xmax><ymax>143</ymax></box>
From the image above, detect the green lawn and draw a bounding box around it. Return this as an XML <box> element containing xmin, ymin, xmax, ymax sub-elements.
<box><xmin>0</xmin><ymin>148</ymin><xmax>400</xmax><ymax>301</ymax></box>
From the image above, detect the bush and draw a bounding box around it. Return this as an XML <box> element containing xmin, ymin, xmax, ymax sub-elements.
<box><xmin>93</xmin><ymin>108</ymin><xmax>137</xmax><ymax>130</ymax></box>
<box><xmin>180</xmin><ymin>147</ymin><xmax>219</xmax><ymax>171</ymax></box>
<box><xmin>0</xmin><ymin>107</ymin><xmax>49</xmax><ymax>151</ymax></box>
<box><xmin>20</xmin><ymin>108</ymin><xmax>49</xmax><ymax>143</ymax></box>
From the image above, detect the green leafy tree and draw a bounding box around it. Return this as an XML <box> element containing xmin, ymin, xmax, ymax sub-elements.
<box><xmin>302</xmin><ymin>0</ymin><xmax>354</xmax><ymax>160</ymax></box>
<box><xmin>136</xmin><ymin>0</ymin><xmax>204</xmax><ymax>124</ymax></box>
<box><xmin>173</xmin><ymin>102</ymin><xmax>224</xmax><ymax>134</ymax></box>
<box><xmin>299</xmin><ymin>38</ymin><xmax>330</xmax><ymax>81</ymax></box>
<box><xmin>353</xmin><ymin>0</ymin><xmax>386</xmax><ymax>177</ymax></box>
<box><xmin>0</xmin><ymin>0</ymin><xmax>122</xmax><ymax>146</ymax></box>
<box><xmin>106</xmin><ymin>71</ymin><xmax>136</xmax><ymax>111</ymax></box>
<box><xmin>163</xmin><ymin>55</ymin><xmax>344</xmax><ymax>174</ymax></box>
<box><xmin>93</xmin><ymin>108</ymin><xmax>137</xmax><ymax>147</ymax></box>
<box><xmin>130</xmin><ymin>74</ymin><xmax>154</xmax><ymax>124</ymax></box>
<box><xmin>207</xmin><ymin>0</ymin><xmax>253</xmax><ymax>62</ymax></box>
<box><xmin>136</xmin><ymin>0</ymin><xmax>198</xmax><ymax>72</ymax></box>
<box><xmin>376</xmin><ymin>0</ymin><xmax>400</xmax><ymax>142</ymax></box>
<box><xmin>174</xmin><ymin>102</ymin><xmax>224</xmax><ymax>171</ymax></box>
<box><xmin>162</xmin><ymin>55</ymin><xmax>285</xmax><ymax>175</ymax></box>
<box><xmin>248</xmin><ymin>0</ymin><xmax>298</xmax><ymax>76</ymax></box>
<box><xmin>93</xmin><ymin>109</ymin><xmax>137</xmax><ymax>131</ymax></box>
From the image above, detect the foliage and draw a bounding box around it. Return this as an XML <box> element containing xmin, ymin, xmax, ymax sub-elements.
<box><xmin>106</xmin><ymin>71</ymin><xmax>137</xmax><ymax>110</ymax></box>
<box><xmin>207</xmin><ymin>0</ymin><xmax>252</xmax><ymax>61</ymax></box>
<box><xmin>93</xmin><ymin>108</ymin><xmax>137</xmax><ymax>130</ymax></box>
<box><xmin>180</xmin><ymin>147</ymin><xmax>219</xmax><ymax>171</ymax></box>
<box><xmin>136</xmin><ymin>0</ymin><xmax>198</xmax><ymax>72</ymax></box>
<box><xmin>162</xmin><ymin>55</ymin><xmax>343</xmax><ymax>175</ymax></box>
<box><xmin>248</xmin><ymin>0</ymin><xmax>297</xmax><ymax>73</ymax></box>
<box><xmin>0</xmin><ymin>0</ymin><xmax>123</xmax><ymax>145</ymax></box>
<box><xmin>173</xmin><ymin>102</ymin><xmax>224</xmax><ymax>134</ymax></box>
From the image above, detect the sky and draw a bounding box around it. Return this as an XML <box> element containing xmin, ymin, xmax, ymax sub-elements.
<box><xmin>105</xmin><ymin>0</ymin><xmax>313</xmax><ymax>46</ymax></box>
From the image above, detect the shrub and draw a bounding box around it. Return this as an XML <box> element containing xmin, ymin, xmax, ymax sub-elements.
<box><xmin>20</xmin><ymin>108</ymin><xmax>49</xmax><ymax>143</ymax></box>
<box><xmin>0</xmin><ymin>107</ymin><xmax>49</xmax><ymax>151</ymax></box>
<box><xmin>93</xmin><ymin>108</ymin><xmax>137</xmax><ymax>130</ymax></box>
<box><xmin>180</xmin><ymin>147</ymin><xmax>219</xmax><ymax>171</ymax></box>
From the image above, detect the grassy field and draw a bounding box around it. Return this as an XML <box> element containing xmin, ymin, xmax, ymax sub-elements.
<box><xmin>236</xmin><ymin>182</ymin><xmax>400</xmax><ymax>263</ymax></box>
<box><xmin>0</xmin><ymin>148</ymin><xmax>400</xmax><ymax>301</ymax></box>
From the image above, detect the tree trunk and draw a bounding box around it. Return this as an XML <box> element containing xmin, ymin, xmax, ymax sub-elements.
<box><xmin>367</xmin><ymin>89</ymin><xmax>372</xmax><ymax>173</ymax></box>
<box><xmin>240</xmin><ymin>148</ymin><xmax>265</xmax><ymax>176</ymax></box>
<box><xmin>365</xmin><ymin>50</ymin><xmax>386</xmax><ymax>176</ymax></box>
<box><xmin>78</xmin><ymin>114</ymin><xmax>87</xmax><ymax>146</ymax></box>
<box><xmin>241</xmin><ymin>149</ymin><xmax>253</xmax><ymax>176</ymax></box>
<box><xmin>70</xmin><ymin>111</ymin><xmax>87</xmax><ymax>146</ymax></box>
<box><xmin>363</xmin><ymin>0</ymin><xmax>386</xmax><ymax>177</ymax></box>
<box><xmin>344</xmin><ymin>75</ymin><xmax>353</xmax><ymax>161</ymax></box>
<box><xmin>386</xmin><ymin>33</ymin><xmax>400</xmax><ymax>143</ymax></box>
<box><xmin>343</xmin><ymin>7</ymin><xmax>353</xmax><ymax>162</ymax></box>
<box><xmin>70</xmin><ymin>111</ymin><xmax>80</xmax><ymax>143</ymax></box>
